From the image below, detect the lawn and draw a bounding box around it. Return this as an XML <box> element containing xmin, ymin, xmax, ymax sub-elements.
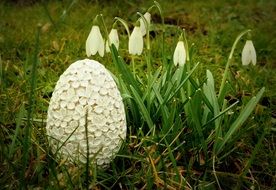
<box><xmin>0</xmin><ymin>0</ymin><xmax>275</xmax><ymax>189</ymax></box>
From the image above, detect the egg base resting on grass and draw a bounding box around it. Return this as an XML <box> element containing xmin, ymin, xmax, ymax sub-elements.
<box><xmin>46</xmin><ymin>59</ymin><xmax>127</xmax><ymax>167</ymax></box>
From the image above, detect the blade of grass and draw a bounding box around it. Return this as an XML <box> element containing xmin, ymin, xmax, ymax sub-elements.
<box><xmin>215</xmin><ymin>87</ymin><xmax>265</xmax><ymax>155</ymax></box>
<box><xmin>9</xmin><ymin>104</ymin><xmax>25</xmax><ymax>158</ymax></box>
<box><xmin>85</xmin><ymin>110</ymin><xmax>90</xmax><ymax>190</ymax></box>
<box><xmin>164</xmin><ymin>138</ymin><xmax>181</xmax><ymax>183</ymax></box>
<box><xmin>0</xmin><ymin>54</ymin><xmax>3</xmax><ymax>90</ymax></box>
<box><xmin>203</xmin><ymin>70</ymin><xmax>220</xmax><ymax>120</ymax></box>
<box><xmin>130</xmin><ymin>85</ymin><xmax>154</xmax><ymax>129</ymax></box>
<box><xmin>112</xmin><ymin>73</ymin><xmax>140</xmax><ymax>126</ymax></box>
<box><xmin>110</xmin><ymin>45</ymin><xmax>141</xmax><ymax>95</ymax></box>
<box><xmin>165</xmin><ymin>62</ymin><xmax>199</xmax><ymax>104</ymax></box>
<box><xmin>188</xmin><ymin>90</ymin><xmax>208</xmax><ymax>157</ymax></box>
<box><xmin>152</xmin><ymin>85</ymin><xmax>169</xmax><ymax>122</ymax></box>
<box><xmin>61</xmin><ymin>165</ymin><xmax>74</xmax><ymax>188</ymax></box>
<box><xmin>238</xmin><ymin>127</ymin><xmax>266</xmax><ymax>185</ymax></box>
<box><xmin>203</xmin><ymin>100</ymin><xmax>239</xmax><ymax>128</ymax></box>
<box><xmin>54</xmin><ymin>124</ymin><xmax>79</xmax><ymax>155</ymax></box>
<box><xmin>21</xmin><ymin>26</ymin><xmax>41</xmax><ymax>189</ymax></box>
<box><xmin>204</xmin><ymin>70</ymin><xmax>223</xmax><ymax>155</ymax></box>
<box><xmin>142</xmin><ymin>67</ymin><xmax>162</xmax><ymax>101</ymax></box>
<box><xmin>189</xmin><ymin>76</ymin><xmax>214</xmax><ymax>113</ymax></box>
<box><xmin>42</xmin><ymin>1</ymin><xmax>57</xmax><ymax>30</ymax></box>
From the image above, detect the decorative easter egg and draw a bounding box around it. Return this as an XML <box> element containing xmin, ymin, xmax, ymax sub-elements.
<box><xmin>46</xmin><ymin>59</ymin><xmax>126</xmax><ymax>167</ymax></box>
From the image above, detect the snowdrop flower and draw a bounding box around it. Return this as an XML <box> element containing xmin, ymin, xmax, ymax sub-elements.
<box><xmin>242</xmin><ymin>40</ymin><xmax>256</xmax><ymax>66</ymax></box>
<box><xmin>86</xmin><ymin>25</ymin><xmax>105</xmax><ymax>57</ymax></box>
<box><xmin>139</xmin><ymin>12</ymin><xmax>151</xmax><ymax>36</ymax></box>
<box><xmin>129</xmin><ymin>26</ymin><xmax>143</xmax><ymax>55</ymax></box>
<box><xmin>106</xmin><ymin>28</ymin><xmax>119</xmax><ymax>53</ymax></box>
<box><xmin>173</xmin><ymin>41</ymin><xmax>186</xmax><ymax>66</ymax></box>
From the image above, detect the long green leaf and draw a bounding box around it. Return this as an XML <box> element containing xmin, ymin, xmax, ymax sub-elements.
<box><xmin>142</xmin><ymin>66</ymin><xmax>162</xmax><ymax>101</ymax></box>
<box><xmin>203</xmin><ymin>70</ymin><xmax>222</xmax><ymax>149</ymax></box>
<box><xmin>215</xmin><ymin>87</ymin><xmax>265</xmax><ymax>155</ymax></box>
<box><xmin>130</xmin><ymin>85</ymin><xmax>154</xmax><ymax>129</ymax></box>
<box><xmin>166</xmin><ymin>62</ymin><xmax>200</xmax><ymax>103</ymax></box>
<box><xmin>110</xmin><ymin>44</ymin><xmax>141</xmax><ymax>95</ymax></box>
<box><xmin>188</xmin><ymin>90</ymin><xmax>208</xmax><ymax>156</ymax></box>
<box><xmin>203</xmin><ymin>100</ymin><xmax>239</xmax><ymax>127</ymax></box>
<box><xmin>152</xmin><ymin>85</ymin><xmax>169</xmax><ymax>119</ymax></box>
<box><xmin>9</xmin><ymin>104</ymin><xmax>25</xmax><ymax>158</ymax></box>
<box><xmin>21</xmin><ymin>27</ymin><xmax>40</xmax><ymax>189</ymax></box>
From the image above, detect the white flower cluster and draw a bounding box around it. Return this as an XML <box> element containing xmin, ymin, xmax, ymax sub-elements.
<box><xmin>86</xmin><ymin>12</ymin><xmax>151</xmax><ymax>57</ymax></box>
<box><xmin>86</xmin><ymin>11</ymin><xmax>257</xmax><ymax>68</ymax></box>
<box><xmin>46</xmin><ymin>59</ymin><xmax>127</xmax><ymax>167</ymax></box>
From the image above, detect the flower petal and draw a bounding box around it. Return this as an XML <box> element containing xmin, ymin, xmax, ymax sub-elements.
<box><xmin>106</xmin><ymin>29</ymin><xmax>119</xmax><ymax>53</ymax></box>
<box><xmin>242</xmin><ymin>40</ymin><xmax>256</xmax><ymax>66</ymax></box>
<box><xmin>140</xmin><ymin>12</ymin><xmax>151</xmax><ymax>36</ymax></box>
<box><xmin>173</xmin><ymin>41</ymin><xmax>186</xmax><ymax>66</ymax></box>
<box><xmin>85</xmin><ymin>25</ymin><xmax>104</xmax><ymax>57</ymax></box>
<box><xmin>86</xmin><ymin>29</ymin><xmax>94</xmax><ymax>57</ymax></box>
<box><xmin>91</xmin><ymin>26</ymin><xmax>101</xmax><ymax>55</ymax></box>
<box><xmin>110</xmin><ymin>29</ymin><xmax>119</xmax><ymax>49</ymax></box>
<box><xmin>129</xmin><ymin>26</ymin><xmax>143</xmax><ymax>55</ymax></box>
<box><xmin>96</xmin><ymin>27</ymin><xmax>105</xmax><ymax>57</ymax></box>
<box><xmin>98</xmin><ymin>37</ymin><xmax>105</xmax><ymax>57</ymax></box>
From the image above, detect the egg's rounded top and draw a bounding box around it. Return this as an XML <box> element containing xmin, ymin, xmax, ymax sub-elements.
<box><xmin>46</xmin><ymin>59</ymin><xmax>126</xmax><ymax>167</ymax></box>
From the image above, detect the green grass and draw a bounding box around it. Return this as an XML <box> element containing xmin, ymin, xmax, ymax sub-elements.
<box><xmin>0</xmin><ymin>0</ymin><xmax>275</xmax><ymax>189</ymax></box>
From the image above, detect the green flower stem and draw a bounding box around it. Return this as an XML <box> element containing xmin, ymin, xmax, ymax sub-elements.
<box><xmin>93</xmin><ymin>14</ymin><xmax>99</xmax><ymax>25</ymax></box>
<box><xmin>137</xmin><ymin>12</ymin><xmax>152</xmax><ymax>76</ymax></box>
<box><xmin>99</xmin><ymin>14</ymin><xmax>110</xmax><ymax>45</ymax></box>
<box><xmin>132</xmin><ymin>55</ymin><xmax>136</xmax><ymax>77</ymax></box>
<box><xmin>114</xmin><ymin>17</ymin><xmax>130</xmax><ymax>38</ymax></box>
<box><xmin>146</xmin><ymin>22</ymin><xmax>152</xmax><ymax>80</ymax></box>
<box><xmin>218</xmin><ymin>29</ymin><xmax>251</xmax><ymax>100</ymax></box>
<box><xmin>183</xmin><ymin>29</ymin><xmax>191</xmax><ymax>97</ymax></box>
<box><xmin>154</xmin><ymin>1</ymin><xmax>165</xmax><ymax>64</ymax></box>
<box><xmin>146</xmin><ymin>33</ymin><xmax>152</xmax><ymax>81</ymax></box>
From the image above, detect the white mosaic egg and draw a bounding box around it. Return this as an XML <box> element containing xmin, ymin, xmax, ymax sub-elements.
<box><xmin>46</xmin><ymin>59</ymin><xmax>127</xmax><ymax>167</ymax></box>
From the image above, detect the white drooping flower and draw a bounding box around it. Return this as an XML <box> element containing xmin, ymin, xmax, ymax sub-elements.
<box><xmin>46</xmin><ymin>59</ymin><xmax>127</xmax><ymax>167</ymax></box>
<box><xmin>242</xmin><ymin>40</ymin><xmax>256</xmax><ymax>66</ymax></box>
<box><xmin>173</xmin><ymin>41</ymin><xmax>186</xmax><ymax>66</ymax></box>
<box><xmin>129</xmin><ymin>26</ymin><xmax>143</xmax><ymax>55</ymax></box>
<box><xmin>139</xmin><ymin>12</ymin><xmax>151</xmax><ymax>36</ymax></box>
<box><xmin>106</xmin><ymin>28</ymin><xmax>119</xmax><ymax>53</ymax></box>
<box><xmin>86</xmin><ymin>25</ymin><xmax>105</xmax><ymax>57</ymax></box>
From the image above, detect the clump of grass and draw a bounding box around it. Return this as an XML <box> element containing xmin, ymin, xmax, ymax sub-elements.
<box><xmin>109</xmin><ymin>22</ymin><xmax>264</xmax><ymax>187</ymax></box>
<box><xmin>0</xmin><ymin>0</ymin><xmax>275</xmax><ymax>189</ymax></box>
